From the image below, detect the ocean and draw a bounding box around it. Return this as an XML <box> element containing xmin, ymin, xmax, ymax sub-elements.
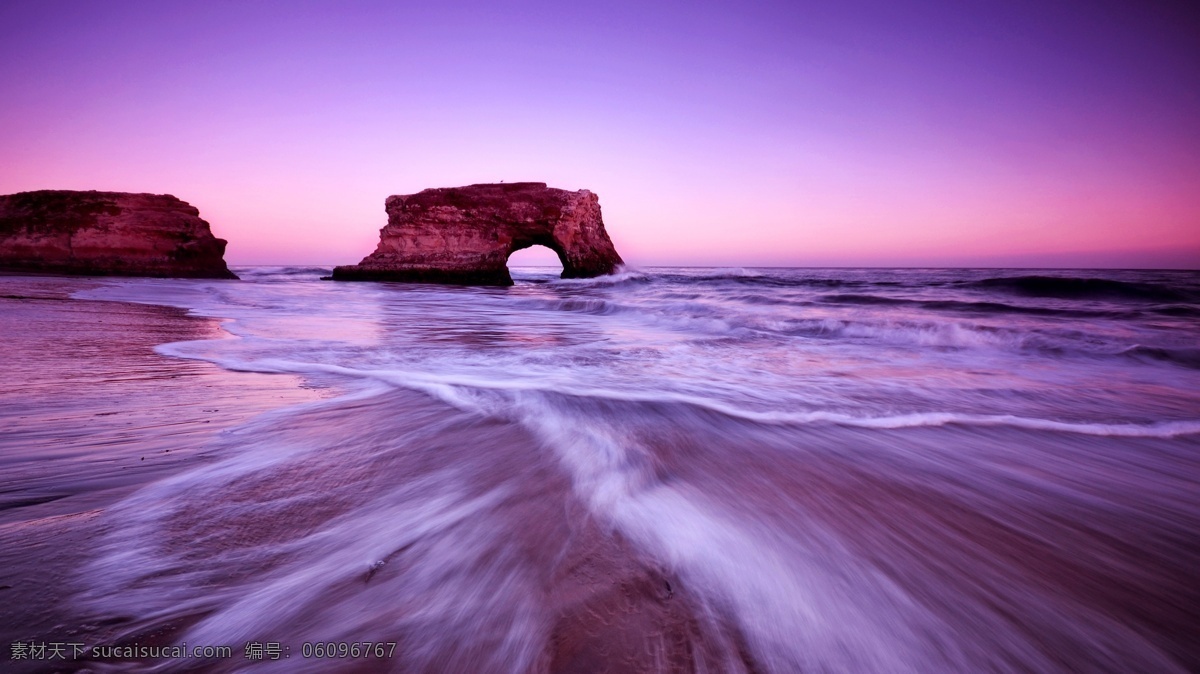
<box><xmin>2</xmin><ymin>266</ymin><xmax>1199</xmax><ymax>672</ymax></box>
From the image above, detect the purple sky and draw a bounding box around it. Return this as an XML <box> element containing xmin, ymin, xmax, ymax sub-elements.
<box><xmin>2</xmin><ymin>0</ymin><xmax>1198</xmax><ymax>268</ymax></box>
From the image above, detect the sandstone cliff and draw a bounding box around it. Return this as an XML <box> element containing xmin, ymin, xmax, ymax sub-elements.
<box><xmin>0</xmin><ymin>190</ymin><xmax>237</xmax><ymax>279</ymax></box>
<box><xmin>332</xmin><ymin>183</ymin><xmax>623</xmax><ymax>285</ymax></box>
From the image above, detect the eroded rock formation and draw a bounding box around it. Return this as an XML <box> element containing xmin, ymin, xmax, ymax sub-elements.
<box><xmin>0</xmin><ymin>190</ymin><xmax>236</xmax><ymax>279</ymax></box>
<box><xmin>332</xmin><ymin>183</ymin><xmax>623</xmax><ymax>285</ymax></box>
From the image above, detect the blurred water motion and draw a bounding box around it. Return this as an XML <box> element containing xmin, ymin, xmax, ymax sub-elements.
<box><xmin>2</xmin><ymin>266</ymin><xmax>1197</xmax><ymax>672</ymax></box>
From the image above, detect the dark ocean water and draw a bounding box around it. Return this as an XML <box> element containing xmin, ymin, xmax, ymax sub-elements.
<box><xmin>65</xmin><ymin>267</ymin><xmax>1200</xmax><ymax>672</ymax></box>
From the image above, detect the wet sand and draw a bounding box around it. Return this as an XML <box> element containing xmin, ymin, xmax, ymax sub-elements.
<box><xmin>4</xmin><ymin>271</ymin><xmax>1197</xmax><ymax>672</ymax></box>
<box><xmin>0</xmin><ymin>277</ymin><xmax>735</xmax><ymax>673</ymax></box>
<box><xmin>0</xmin><ymin>276</ymin><xmax>326</xmax><ymax>667</ymax></box>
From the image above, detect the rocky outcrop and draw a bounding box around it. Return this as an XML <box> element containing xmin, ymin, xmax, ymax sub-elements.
<box><xmin>0</xmin><ymin>190</ymin><xmax>237</xmax><ymax>279</ymax></box>
<box><xmin>332</xmin><ymin>183</ymin><xmax>623</xmax><ymax>285</ymax></box>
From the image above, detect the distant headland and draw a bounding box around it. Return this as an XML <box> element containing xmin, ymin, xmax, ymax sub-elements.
<box><xmin>0</xmin><ymin>190</ymin><xmax>237</xmax><ymax>279</ymax></box>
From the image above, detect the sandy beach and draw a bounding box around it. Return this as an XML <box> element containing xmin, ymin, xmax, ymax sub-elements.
<box><xmin>2</xmin><ymin>268</ymin><xmax>1198</xmax><ymax>673</ymax></box>
<box><xmin>0</xmin><ymin>275</ymin><xmax>741</xmax><ymax>673</ymax></box>
<box><xmin>0</xmin><ymin>275</ymin><xmax>325</xmax><ymax>668</ymax></box>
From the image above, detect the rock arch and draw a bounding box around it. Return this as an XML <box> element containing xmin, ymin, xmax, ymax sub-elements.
<box><xmin>332</xmin><ymin>183</ymin><xmax>623</xmax><ymax>286</ymax></box>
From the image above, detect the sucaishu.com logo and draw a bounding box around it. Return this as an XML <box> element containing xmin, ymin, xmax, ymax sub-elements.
<box><xmin>89</xmin><ymin>643</ymin><xmax>233</xmax><ymax>659</ymax></box>
<box><xmin>8</xmin><ymin>641</ymin><xmax>234</xmax><ymax>661</ymax></box>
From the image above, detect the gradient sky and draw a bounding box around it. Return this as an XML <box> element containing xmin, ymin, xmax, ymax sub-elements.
<box><xmin>2</xmin><ymin>0</ymin><xmax>1198</xmax><ymax>268</ymax></box>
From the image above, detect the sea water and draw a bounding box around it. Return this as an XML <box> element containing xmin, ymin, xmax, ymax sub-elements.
<box><xmin>67</xmin><ymin>267</ymin><xmax>1200</xmax><ymax>672</ymax></box>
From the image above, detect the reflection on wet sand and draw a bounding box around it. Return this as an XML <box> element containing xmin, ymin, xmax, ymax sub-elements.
<box><xmin>0</xmin><ymin>276</ymin><xmax>323</xmax><ymax>659</ymax></box>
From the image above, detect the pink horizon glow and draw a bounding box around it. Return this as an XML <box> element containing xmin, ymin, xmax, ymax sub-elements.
<box><xmin>2</xmin><ymin>1</ymin><xmax>1197</xmax><ymax>269</ymax></box>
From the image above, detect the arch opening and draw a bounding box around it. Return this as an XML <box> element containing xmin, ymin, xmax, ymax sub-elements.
<box><xmin>507</xmin><ymin>244</ymin><xmax>565</xmax><ymax>281</ymax></box>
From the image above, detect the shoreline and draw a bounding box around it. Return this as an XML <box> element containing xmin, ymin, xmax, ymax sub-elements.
<box><xmin>0</xmin><ymin>275</ymin><xmax>327</xmax><ymax>659</ymax></box>
<box><xmin>1</xmin><ymin>269</ymin><xmax>1196</xmax><ymax>672</ymax></box>
<box><xmin>0</xmin><ymin>275</ymin><xmax>763</xmax><ymax>672</ymax></box>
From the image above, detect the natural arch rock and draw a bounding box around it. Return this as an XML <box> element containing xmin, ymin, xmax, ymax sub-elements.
<box><xmin>0</xmin><ymin>190</ymin><xmax>236</xmax><ymax>279</ymax></box>
<box><xmin>332</xmin><ymin>183</ymin><xmax>623</xmax><ymax>285</ymax></box>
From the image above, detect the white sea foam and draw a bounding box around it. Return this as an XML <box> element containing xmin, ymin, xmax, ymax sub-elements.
<box><xmin>58</xmin><ymin>268</ymin><xmax>1200</xmax><ymax>672</ymax></box>
<box><xmin>149</xmin><ymin>340</ymin><xmax>1200</xmax><ymax>439</ymax></box>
